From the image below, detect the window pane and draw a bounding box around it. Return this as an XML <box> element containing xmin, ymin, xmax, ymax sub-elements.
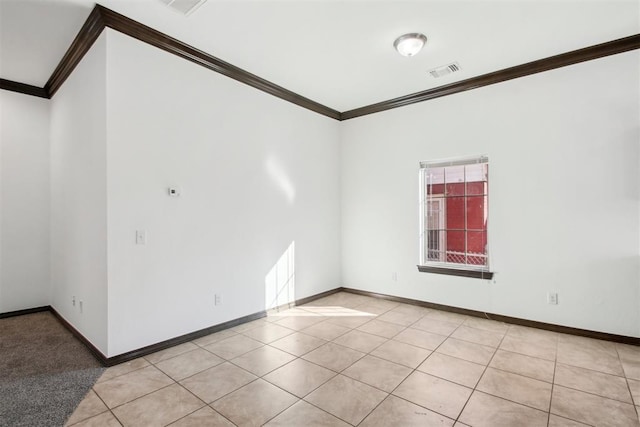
<box><xmin>427</xmin><ymin>230</ymin><xmax>443</xmax><ymax>261</ymax></box>
<box><xmin>444</xmin><ymin>165</ymin><xmax>465</xmax><ymax>185</ymax></box>
<box><xmin>466</xmin><ymin>196</ymin><xmax>487</xmax><ymax>230</ymax></box>
<box><xmin>426</xmin><ymin>199</ymin><xmax>444</xmax><ymax>230</ymax></box>
<box><xmin>425</xmin><ymin>167</ymin><xmax>445</xmax><ymax>195</ymax></box>
<box><xmin>427</xmin><ymin>183</ymin><xmax>445</xmax><ymax>195</ymax></box>
<box><xmin>446</xmin><ymin>197</ymin><xmax>465</xmax><ymax>229</ymax></box>
<box><xmin>467</xmin><ymin>231</ymin><xmax>487</xmax><ymax>265</ymax></box>
<box><xmin>466</xmin><ymin>181</ymin><xmax>486</xmax><ymax>196</ymax></box>
<box><xmin>445</xmin><ymin>230</ymin><xmax>465</xmax><ymax>264</ymax></box>
<box><xmin>445</xmin><ymin>182</ymin><xmax>465</xmax><ymax>196</ymax></box>
<box><xmin>466</xmin><ymin>163</ymin><xmax>488</xmax><ymax>195</ymax></box>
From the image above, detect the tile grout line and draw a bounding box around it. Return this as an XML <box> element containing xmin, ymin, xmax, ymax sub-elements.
<box><xmin>546</xmin><ymin>332</ymin><xmax>559</xmax><ymax>427</ymax></box>
<box><xmin>615</xmin><ymin>345</ymin><xmax>640</xmax><ymax>421</ymax></box>
<box><xmin>351</xmin><ymin>309</ymin><xmax>463</xmax><ymax>425</ymax></box>
<box><xmin>448</xmin><ymin>317</ymin><xmax>508</xmax><ymax>424</ymax></box>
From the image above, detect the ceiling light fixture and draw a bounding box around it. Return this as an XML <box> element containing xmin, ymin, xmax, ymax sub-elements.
<box><xmin>393</xmin><ymin>33</ymin><xmax>427</xmax><ymax>57</ymax></box>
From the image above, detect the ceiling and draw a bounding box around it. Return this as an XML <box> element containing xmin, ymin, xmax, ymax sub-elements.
<box><xmin>0</xmin><ymin>0</ymin><xmax>638</xmax><ymax>111</ymax></box>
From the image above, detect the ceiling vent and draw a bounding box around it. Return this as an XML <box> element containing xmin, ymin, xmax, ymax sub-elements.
<box><xmin>429</xmin><ymin>62</ymin><xmax>461</xmax><ymax>78</ymax></box>
<box><xmin>159</xmin><ymin>0</ymin><xmax>206</xmax><ymax>16</ymax></box>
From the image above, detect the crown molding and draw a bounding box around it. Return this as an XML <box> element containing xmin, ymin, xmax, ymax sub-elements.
<box><xmin>0</xmin><ymin>4</ymin><xmax>638</xmax><ymax>122</ymax></box>
<box><xmin>342</xmin><ymin>33</ymin><xmax>640</xmax><ymax>120</ymax></box>
<box><xmin>44</xmin><ymin>6</ymin><xmax>104</xmax><ymax>98</ymax></box>
<box><xmin>0</xmin><ymin>78</ymin><xmax>49</xmax><ymax>99</ymax></box>
<box><xmin>97</xmin><ymin>6</ymin><xmax>341</xmax><ymax>120</ymax></box>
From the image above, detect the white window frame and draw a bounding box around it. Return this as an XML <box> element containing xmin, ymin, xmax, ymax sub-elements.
<box><xmin>418</xmin><ymin>155</ymin><xmax>493</xmax><ymax>279</ymax></box>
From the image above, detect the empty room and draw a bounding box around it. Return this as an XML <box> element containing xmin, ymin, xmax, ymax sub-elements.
<box><xmin>0</xmin><ymin>0</ymin><xmax>639</xmax><ymax>426</ymax></box>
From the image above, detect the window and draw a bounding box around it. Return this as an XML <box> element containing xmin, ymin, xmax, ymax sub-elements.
<box><xmin>418</xmin><ymin>156</ymin><xmax>493</xmax><ymax>279</ymax></box>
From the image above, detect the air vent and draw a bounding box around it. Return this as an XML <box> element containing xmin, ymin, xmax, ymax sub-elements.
<box><xmin>429</xmin><ymin>62</ymin><xmax>461</xmax><ymax>78</ymax></box>
<box><xmin>159</xmin><ymin>0</ymin><xmax>206</xmax><ymax>16</ymax></box>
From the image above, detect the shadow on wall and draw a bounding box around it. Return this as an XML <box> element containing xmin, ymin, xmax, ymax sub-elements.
<box><xmin>265</xmin><ymin>241</ymin><xmax>295</xmax><ymax>310</ymax></box>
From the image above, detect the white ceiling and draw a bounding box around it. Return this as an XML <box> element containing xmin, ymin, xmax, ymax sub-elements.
<box><xmin>1</xmin><ymin>0</ymin><xmax>638</xmax><ymax>111</ymax></box>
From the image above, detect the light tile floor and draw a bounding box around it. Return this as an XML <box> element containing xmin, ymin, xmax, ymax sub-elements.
<box><xmin>66</xmin><ymin>292</ymin><xmax>640</xmax><ymax>427</ymax></box>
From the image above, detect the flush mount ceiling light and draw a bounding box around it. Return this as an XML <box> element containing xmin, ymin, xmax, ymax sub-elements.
<box><xmin>393</xmin><ymin>33</ymin><xmax>428</xmax><ymax>57</ymax></box>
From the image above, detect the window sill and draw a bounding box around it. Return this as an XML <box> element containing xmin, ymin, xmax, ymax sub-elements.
<box><xmin>417</xmin><ymin>265</ymin><xmax>494</xmax><ymax>280</ymax></box>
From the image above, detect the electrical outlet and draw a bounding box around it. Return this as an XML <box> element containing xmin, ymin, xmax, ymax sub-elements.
<box><xmin>79</xmin><ymin>300</ymin><xmax>84</xmax><ymax>313</ymax></box>
<box><xmin>136</xmin><ymin>230</ymin><xmax>146</xmax><ymax>245</ymax></box>
<box><xmin>391</xmin><ymin>272</ymin><xmax>398</xmax><ymax>281</ymax></box>
<box><xmin>214</xmin><ymin>294</ymin><xmax>222</xmax><ymax>306</ymax></box>
<box><xmin>547</xmin><ymin>292</ymin><xmax>558</xmax><ymax>305</ymax></box>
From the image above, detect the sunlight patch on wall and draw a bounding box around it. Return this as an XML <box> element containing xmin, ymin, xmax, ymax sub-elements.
<box><xmin>265</xmin><ymin>155</ymin><xmax>295</xmax><ymax>204</ymax></box>
<box><xmin>265</xmin><ymin>241</ymin><xmax>295</xmax><ymax>310</ymax></box>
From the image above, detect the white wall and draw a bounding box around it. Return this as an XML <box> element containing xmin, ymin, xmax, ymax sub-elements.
<box><xmin>50</xmin><ymin>33</ymin><xmax>108</xmax><ymax>353</ymax></box>
<box><xmin>341</xmin><ymin>51</ymin><xmax>640</xmax><ymax>338</ymax></box>
<box><xmin>0</xmin><ymin>91</ymin><xmax>50</xmax><ymax>313</ymax></box>
<box><xmin>105</xmin><ymin>30</ymin><xmax>341</xmax><ymax>356</ymax></box>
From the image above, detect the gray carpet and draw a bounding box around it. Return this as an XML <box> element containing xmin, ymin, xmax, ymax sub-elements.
<box><xmin>0</xmin><ymin>311</ymin><xmax>105</xmax><ymax>427</ymax></box>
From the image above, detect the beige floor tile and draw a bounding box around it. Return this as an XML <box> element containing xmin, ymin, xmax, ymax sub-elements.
<box><xmin>506</xmin><ymin>325</ymin><xmax>558</xmax><ymax>347</ymax></box>
<box><xmin>97</xmin><ymin>358</ymin><xmax>150</xmax><ymax>383</ymax></box>
<box><xmin>551</xmin><ymin>385</ymin><xmax>639</xmax><ymax>426</ymax></box>
<box><xmin>437</xmin><ymin>337</ymin><xmax>495</xmax><ymax>365</ymax></box>
<box><xmin>355</xmin><ymin>303</ymin><xmax>394</xmax><ymax>315</ymax></box>
<box><xmin>306</xmin><ymin>374</ymin><xmax>387</xmax><ymax>425</ymax></box>
<box><xmin>155</xmin><ymin>348</ymin><xmax>224</xmax><ymax>381</ymax></box>
<box><xmin>192</xmin><ymin>329</ymin><xmax>237</xmax><ymax>348</ymax></box>
<box><xmin>371</xmin><ymin>340</ymin><xmax>431</xmax><ymax>369</ymax></box>
<box><xmin>112</xmin><ymin>383</ymin><xmax>204</xmax><ymax>426</ymax></box>
<box><xmin>263</xmin><ymin>358</ymin><xmax>336</xmax><ymax>397</ymax></box>
<box><xmin>145</xmin><ymin>342</ymin><xmax>199</xmax><ymax>364</ymax></box>
<box><xmin>93</xmin><ymin>365</ymin><xmax>174</xmax><ymax>408</ymax></box>
<box><xmin>343</xmin><ymin>355</ymin><xmax>412</xmax><ymax>392</ymax></box>
<box><xmin>203</xmin><ymin>334</ymin><xmax>263</xmax><ymax>360</ymax></box>
<box><xmin>228</xmin><ymin>318</ymin><xmax>268</xmax><ymax>333</ymax></box>
<box><xmin>417</xmin><ymin>352</ymin><xmax>485</xmax><ymax>388</ymax></box>
<box><xmin>393</xmin><ymin>328</ymin><xmax>446</xmax><ymax>350</ymax></box>
<box><xmin>458</xmin><ymin>391</ymin><xmax>548</xmax><ymax>427</ymax></box>
<box><xmin>424</xmin><ymin>310</ymin><xmax>468</xmax><ymax>325</ymax></box>
<box><xmin>265</xmin><ymin>400</ymin><xmax>349</xmax><ymax>426</ymax></box>
<box><xmin>269</xmin><ymin>332</ymin><xmax>327</xmax><ymax>356</ymax></box>
<box><xmin>323</xmin><ymin>315</ymin><xmax>373</xmax><ymax>329</ymax></box>
<box><xmin>548</xmin><ymin>414</ymin><xmax>590</xmax><ymax>426</ymax></box>
<box><xmin>391</xmin><ymin>303</ymin><xmax>430</xmax><ymax>316</ymax></box>
<box><xmin>489</xmin><ymin>349</ymin><xmax>555</xmax><ymax>383</ymax></box>
<box><xmin>332</xmin><ymin>330</ymin><xmax>387</xmax><ymax>353</ymax></box>
<box><xmin>393</xmin><ymin>371</ymin><xmax>471</xmax><ymax>419</ymax></box>
<box><xmin>65</xmin><ymin>390</ymin><xmax>108</xmax><ymax>426</ymax></box>
<box><xmin>499</xmin><ymin>335</ymin><xmax>556</xmax><ymax>361</ymax></box>
<box><xmin>357</xmin><ymin>319</ymin><xmax>405</xmax><ymax>338</ymax></box>
<box><xmin>629</xmin><ymin>378</ymin><xmax>640</xmax><ymax>404</ymax></box>
<box><xmin>274</xmin><ymin>316</ymin><xmax>325</xmax><ymax>331</ymax></box>
<box><xmin>360</xmin><ymin>395</ymin><xmax>454</xmax><ymax>427</ymax></box>
<box><xmin>230</xmin><ymin>345</ymin><xmax>296</xmax><ymax>376</ymax></box>
<box><xmin>211</xmin><ymin>379</ymin><xmax>297</xmax><ymax>427</ymax></box>
<box><xmin>302</xmin><ymin>322</ymin><xmax>351</xmax><ymax>341</ymax></box>
<box><xmin>477</xmin><ymin>367</ymin><xmax>551</xmax><ymax>411</ymax></box>
<box><xmin>359</xmin><ymin>298</ymin><xmax>399</xmax><ymax>311</ymax></box>
<box><xmin>376</xmin><ymin>310</ymin><xmax>423</xmax><ymax>327</ymax></box>
<box><xmin>302</xmin><ymin>342</ymin><xmax>365</xmax><ymax>372</ymax></box>
<box><xmin>463</xmin><ymin>317</ymin><xmax>509</xmax><ymax>334</ymax></box>
<box><xmin>412</xmin><ymin>317</ymin><xmax>460</xmax><ymax>336</ymax></box>
<box><xmin>450</xmin><ymin>325</ymin><xmax>504</xmax><ymax>348</ymax></box>
<box><xmin>557</xmin><ymin>340</ymin><xmax>624</xmax><ymax>376</ymax></box>
<box><xmin>242</xmin><ymin>323</ymin><xmax>295</xmax><ymax>344</ymax></box>
<box><xmin>168</xmin><ymin>406</ymin><xmax>234</xmax><ymax>426</ymax></box>
<box><xmin>179</xmin><ymin>362</ymin><xmax>257</xmax><ymax>403</ymax></box>
<box><xmin>618</xmin><ymin>344</ymin><xmax>640</xmax><ymax>380</ymax></box>
<box><xmin>555</xmin><ymin>363</ymin><xmax>632</xmax><ymax>403</ymax></box>
<box><xmin>71</xmin><ymin>411</ymin><xmax>122</xmax><ymax>427</ymax></box>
